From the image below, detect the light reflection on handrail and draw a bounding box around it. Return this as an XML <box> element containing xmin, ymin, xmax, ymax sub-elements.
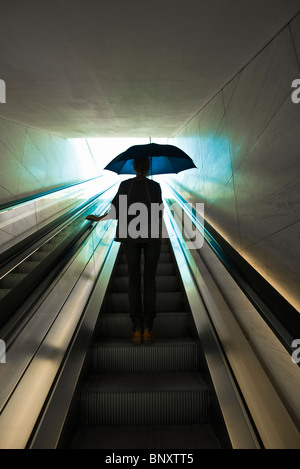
<box><xmin>0</xmin><ymin>176</ymin><xmax>104</xmax><ymax>213</ymax></box>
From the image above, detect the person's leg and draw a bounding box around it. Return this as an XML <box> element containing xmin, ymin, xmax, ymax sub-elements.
<box><xmin>143</xmin><ymin>243</ymin><xmax>161</xmax><ymax>336</ymax></box>
<box><xmin>124</xmin><ymin>243</ymin><xmax>143</xmax><ymax>333</ymax></box>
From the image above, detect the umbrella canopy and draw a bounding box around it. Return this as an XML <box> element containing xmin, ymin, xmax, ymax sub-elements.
<box><xmin>104</xmin><ymin>143</ymin><xmax>196</xmax><ymax>175</ymax></box>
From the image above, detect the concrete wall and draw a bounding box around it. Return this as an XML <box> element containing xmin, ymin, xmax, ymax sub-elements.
<box><xmin>0</xmin><ymin>118</ymin><xmax>102</xmax><ymax>251</ymax></box>
<box><xmin>0</xmin><ymin>119</ymin><xmax>99</xmax><ymax>207</ymax></box>
<box><xmin>167</xmin><ymin>12</ymin><xmax>300</xmax><ymax>313</ymax></box>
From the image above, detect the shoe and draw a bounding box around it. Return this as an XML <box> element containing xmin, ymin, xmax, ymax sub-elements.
<box><xmin>143</xmin><ymin>329</ymin><xmax>154</xmax><ymax>344</ymax></box>
<box><xmin>132</xmin><ymin>330</ymin><xmax>143</xmax><ymax>345</ymax></box>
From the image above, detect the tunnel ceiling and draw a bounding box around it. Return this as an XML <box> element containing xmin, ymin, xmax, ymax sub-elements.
<box><xmin>0</xmin><ymin>0</ymin><xmax>299</xmax><ymax>139</ymax></box>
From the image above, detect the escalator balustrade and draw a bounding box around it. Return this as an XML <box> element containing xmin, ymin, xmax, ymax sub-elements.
<box><xmin>0</xmin><ymin>228</ymin><xmax>73</xmax><ymax>303</ymax></box>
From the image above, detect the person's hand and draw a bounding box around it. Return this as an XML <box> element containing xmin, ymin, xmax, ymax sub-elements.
<box><xmin>85</xmin><ymin>214</ymin><xmax>100</xmax><ymax>222</ymax></box>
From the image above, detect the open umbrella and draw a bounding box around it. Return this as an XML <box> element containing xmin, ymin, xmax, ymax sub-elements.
<box><xmin>104</xmin><ymin>143</ymin><xmax>196</xmax><ymax>175</ymax></box>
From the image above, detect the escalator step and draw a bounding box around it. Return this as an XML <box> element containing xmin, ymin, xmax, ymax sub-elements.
<box><xmin>72</xmin><ymin>424</ymin><xmax>221</xmax><ymax>449</ymax></box>
<box><xmin>93</xmin><ymin>338</ymin><xmax>201</xmax><ymax>373</ymax></box>
<box><xmin>108</xmin><ymin>292</ymin><xmax>185</xmax><ymax>313</ymax></box>
<box><xmin>119</xmin><ymin>252</ymin><xmax>173</xmax><ymax>265</ymax></box>
<box><xmin>0</xmin><ymin>288</ymin><xmax>12</xmax><ymax>301</ymax></box>
<box><xmin>117</xmin><ymin>262</ymin><xmax>176</xmax><ymax>276</ymax></box>
<box><xmin>98</xmin><ymin>312</ymin><xmax>193</xmax><ymax>338</ymax></box>
<box><xmin>0</xmin><ymin>272</ymin><xmax>27</xmax><ymax>289</ymax></box>
<box><xmin>16</xmin><ymin>260</ymin><xmax>40</xmax><ymax>273</ymax></box>
<box><xmin>80</xmin><ymin>372</ymin><xmax>211</xmax><ymax>426</ymax></box>
<box><xmin>112</xmin><ymin>275</ymin><xmax>179</xmax><ymax>292</ymax></box>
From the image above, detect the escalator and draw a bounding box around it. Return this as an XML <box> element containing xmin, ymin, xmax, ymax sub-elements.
<box><xmin>2</xmin><ymin>181</ymin><xmax>298</xmax><ymax>449</ymax></box>
<box><xmin>69</xmin><ymin>237</ymin><xmax>230</xmax><ymax>449</ymax></box>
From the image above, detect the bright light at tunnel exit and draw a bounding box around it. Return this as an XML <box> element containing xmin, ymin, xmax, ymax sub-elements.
<box><xmin>69</xmin><ymin>137</ymin><xmax>169</xmax><ymax>187</ymax></box>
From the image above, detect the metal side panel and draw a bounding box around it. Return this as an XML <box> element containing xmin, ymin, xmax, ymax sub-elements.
<box><xmin>0</xmin><ymin>221</ymin><xmax>117</xmax><ymax>449</ymax></box>
<box><xmin>29</xmin><ymin>239</ymin><xmax>120</xmax><ymax>449</ymax></box>
<box><xmin>187</xmin><ymin>243</ymin><xmax>300</xmax><ymax>449</ymax></box>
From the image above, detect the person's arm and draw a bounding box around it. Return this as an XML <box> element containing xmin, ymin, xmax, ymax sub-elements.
<box><xmin>85</xmin><ymin>212</ymin><xmax>109</xmax><ymax>222</ymax></box>
<box><xmin>85</xmin><ymin>180</ymin><xmax>129</xmax><ymax>223</ymax></box>
<box><xmin>85</xmin><ymin>181</ymin><xmax>125</xmax><ymax>222</ymax></box>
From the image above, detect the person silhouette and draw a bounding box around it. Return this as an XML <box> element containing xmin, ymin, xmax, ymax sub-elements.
<box><xmin>86</xmin><ymin>157</ymin><xmax>163</xmax><ymax>344</ymax></box>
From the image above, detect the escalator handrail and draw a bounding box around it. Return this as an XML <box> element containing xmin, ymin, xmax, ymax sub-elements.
<box><xmin>0</xmin><ymin>182</ymin><xmax>117</xmax><ymax>271</ymax></box>
<box><xmin>0</xmin><ymin>176</ymin><xmax>103</xmax><ymax>212</ymax></box>
<box><xmin>0</xmin><ymin>210</ymin><xmax>118</xmax><ymax>449</ymax></box>
<box><xmin>164</xmin><ymin>182</ymin><xmax>300</xmax><ymax>358</ymax></box>
<box><xmin>28</xmin><ymin>224</ymin><xmax>120</xmax><ymax>449</ymax></box>
<box><xmin>0</xmin><ymin>197</ymin><xmax>114</xmax><ymax>335</ymax></box>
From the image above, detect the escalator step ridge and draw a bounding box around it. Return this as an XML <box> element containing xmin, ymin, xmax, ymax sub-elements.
<box><xmin>83</xmin><ymin>372</ymin><xmax>209</xmax><ymax>393</ymax></box>
<box><xmin>80</xmin><ymin>372</ymin><xmax>211</xmax><ymax>426</ymax></box>
<box><xmin>72</xmin><ymin>424</ymin><xmax>221</xmax><ymax>449</ymax></box>
<box><xmin>119</xmin><ymin>252</ymin><xmax>173</xmax><ymax>265</ymax></box>
<box><xmin>98</xmin><ymin>312</ymin><xmax>193</xmax><ymax>338</ymax></box>
<box><xmin>117</xmin><ymin>263</ymin><xmax>177</xmax><ymax>276</ymax></box>
<box><xmin>112</xmin><ymin>275</ymin><xmax>179</xmax><ymax>293</ymax></box>
<box><xmin>108</xmin><ymin>292</ymin><xmax>185</xmax><ymax>313</ymax></box>
<box><xmin>93</xmin><ymin>338</ymin><xmax>201</xmax><ymax>373</ymax></box>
